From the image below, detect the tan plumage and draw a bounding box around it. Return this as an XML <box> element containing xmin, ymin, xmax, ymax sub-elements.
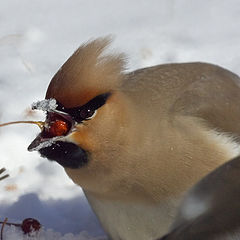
<box><xmin>158</xmin><ymin>155</ymin><xmax>240</xmax><ymax>240</ymax></box>
<box><xmin>30</xmin><ymin>38</ymin><xmax>240</xmax><ymax>239</ymax></box>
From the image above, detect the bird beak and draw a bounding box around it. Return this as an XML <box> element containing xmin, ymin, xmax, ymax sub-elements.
<box><xmin>28</xmin><ymin>109</ymin><xmax>75</xmax><ymax>152</ymax></box>
<box><xmin>27</xmin><ymin>134</ymin><xmax>44</xmax><ymax>151</ymax></box>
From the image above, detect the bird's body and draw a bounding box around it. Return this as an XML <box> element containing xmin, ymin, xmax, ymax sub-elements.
<box><xmin>79</xmin><ymin>62</ymin><xmax>240</xmax><ymax>240</ymax></box>
<box><xmin>28</xmin><ymin>38</ymin><xmax>240</xmax><ymax>239</ymax></box>
<box><xmin>159</xmin><ymin>155</ymin><xmax>240</xmax><ymax>240</ymax></box>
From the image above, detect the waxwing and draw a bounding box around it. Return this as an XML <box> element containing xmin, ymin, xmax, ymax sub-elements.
<box><xmin>158</xmin><ymin>155</ymin><xmax>240</xmax><ymax>240</ymax></box>
<box><xmin>26</xmin><ymin>38</ymin><xmax>240</xmax><ymax>240</ymax></box>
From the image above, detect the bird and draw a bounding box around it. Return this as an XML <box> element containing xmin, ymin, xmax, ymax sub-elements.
<box><xmin>27</xmin><ymin>37</ymin><xmax>240</xmax><ymax>240</ymax></box>
<box><xmin>157</xmin><ymin>155</ymin><xmax>240</xmax><ymax>240</ymax></box>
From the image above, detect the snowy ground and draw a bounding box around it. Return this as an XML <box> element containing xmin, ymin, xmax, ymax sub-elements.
<box><xmin>0</xmin><ymin>0</ymin><xmax>240</xmax><ymax>239</ymax></box>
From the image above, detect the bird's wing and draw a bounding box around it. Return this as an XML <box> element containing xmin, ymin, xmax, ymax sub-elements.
<box><xmin>126</xmin><ymin>62</ymin><xmax>240</xmax><ymax>137</ymax></box>
<box><xmin>170</xmin><ymin>63</ymin><xmax>240</xmax><ymax>138</ymax></box>
<box><xmin>157</xmin><ymin>155</ymin><xmax>240</xmax><ymax>240</ymax></box>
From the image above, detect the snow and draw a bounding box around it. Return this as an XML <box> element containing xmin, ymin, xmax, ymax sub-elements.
<box><xmin>32</xmin><ymin>99</ymin><xmax>58</xmax><ymax>112</ymax></box>
<box><xmin>3</xmin><ymin>225</ymin><xmax>106</xmax><ymax>240</ymax></box>
<box><xmin>0</xmin><ymin>0</ymin><xmax>240</xmax><ymax>239</ymax></box>
<box><xmin>28</xmin><ymin>136</ymin><xmax>57</xmax><ymax>152</ymax></box>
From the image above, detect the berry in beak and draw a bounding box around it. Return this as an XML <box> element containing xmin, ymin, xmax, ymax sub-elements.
<box><xmin>28</xmin><ymin>110</ymin><xmax>74</xmax><ymax>152</ymax></box>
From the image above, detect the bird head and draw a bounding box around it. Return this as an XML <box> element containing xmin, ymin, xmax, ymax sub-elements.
<box><xmin>27</xmin><ymin>38</ymin><xmax>136</xmax><ymax>194</ymax></box>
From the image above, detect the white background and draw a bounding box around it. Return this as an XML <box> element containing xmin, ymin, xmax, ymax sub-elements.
<box><xmin>0</xmin><ymin>0</ymin><xmax>239</xmax><ymax>239</ymax></box>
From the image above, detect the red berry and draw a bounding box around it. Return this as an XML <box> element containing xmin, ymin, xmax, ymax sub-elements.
<box><xmin>49</xmin><ymin>119</ymin><xmax>69</xmax><ymax>136</ymax></box>
<box><xmin>21</xmin><ymin>218</ymin><xmax>41</xmax><ymax>234</ymax></box>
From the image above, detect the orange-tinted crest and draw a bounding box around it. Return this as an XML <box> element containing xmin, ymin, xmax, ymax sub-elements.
<box><xmin>46</xmin><ymin>37</ymin><xmax>126</xmax><ymax>108</ymax></box>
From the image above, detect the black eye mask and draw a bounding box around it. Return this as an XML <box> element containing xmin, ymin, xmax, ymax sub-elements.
<box><xmin>55</xmin><ymin>92</ymin><xmax>111</xmax><ymax>122</ymax></box>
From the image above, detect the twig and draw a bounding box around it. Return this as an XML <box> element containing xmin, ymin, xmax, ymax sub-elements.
<box><xmin>0</xmin><ymin>169</ymin><xmax>9</xmax><ymax>181</ymax></box>
<box><xmin>1</xmin><ymin>218</ymin><xmax>8</xmax><ymax>240</ymax></box>
<box><xmin>0</xmin><ymin>121</ymin><xmax>44</xmax><ymax>130</ymax></box>
<box><xmin>0</xmin><ymin>221</ymin><xmax>21</xmax><ymax>227</ymax></box>
<box><xmin>0</xmin><ymin>175</ymin><xmax>9</xmax><ymax>181</ymax></box>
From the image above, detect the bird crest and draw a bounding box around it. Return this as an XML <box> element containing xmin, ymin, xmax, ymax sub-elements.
<box><xmin>46</xmin><ymin>37</ymin><xmax>127</xmax><ymax>107</ymax></box>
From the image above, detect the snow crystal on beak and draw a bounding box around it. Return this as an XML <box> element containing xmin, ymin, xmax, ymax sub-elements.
<box><xmin>32</xmin><ymin>98</ymin><xmax>58</xmax><ymax>112</ymax></box>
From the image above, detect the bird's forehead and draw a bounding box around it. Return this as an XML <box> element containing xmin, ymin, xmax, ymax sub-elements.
<box><xmin>45</xmin><ymin>66</ymin><xmax>112</xmax><ymax>108</ymax></box>
<box><xmin>46</xmin><ymin>81</ymin><xmax>103</xmax><ymax>108</ymax></box>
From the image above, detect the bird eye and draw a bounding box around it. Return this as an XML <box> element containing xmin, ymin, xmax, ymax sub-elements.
<box><xmin>79</xmin><ymin>108</ymin><xmax>96</xmax><ymax>120</ymax></box>
<box><xmin>55</xmin><ymin>92</ymin><xmax>111</xmax><ymax>123</ymax></box>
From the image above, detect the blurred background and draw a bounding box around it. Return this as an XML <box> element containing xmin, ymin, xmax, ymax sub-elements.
<box><xmin>0</xmin><ymin>0</ymin><xmax>239</xmax><ymax>237</ymax></box>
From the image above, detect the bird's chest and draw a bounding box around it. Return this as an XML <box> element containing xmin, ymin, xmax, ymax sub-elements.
<box><xmin>85</xmin><ymin>192</ymin><xmax>178</xmax><ymax>240</ymax></box>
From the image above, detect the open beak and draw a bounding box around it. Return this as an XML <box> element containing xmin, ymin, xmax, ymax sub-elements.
<box><xmin>27</xmin><ymin>108</ymin><xmax>88</xmax><ymax>169</ymax></box>
<box><xmin>28</xmin><ymin>110</ymin><xmax>75</xmax><ymax>152</ymax></box>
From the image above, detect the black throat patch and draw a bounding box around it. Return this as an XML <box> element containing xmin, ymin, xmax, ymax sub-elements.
<box><xmin>39</xmin><ymin>141</ymin><xmax>88</xmax><ymax>169</ymax></box>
